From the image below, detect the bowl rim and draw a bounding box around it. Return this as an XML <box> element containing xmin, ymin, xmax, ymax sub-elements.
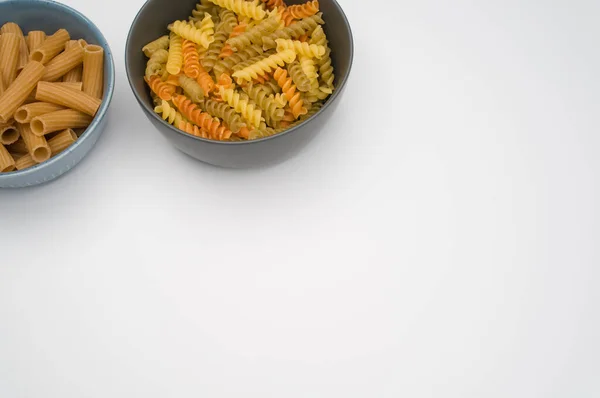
<box><xmin>125</xmin><ymin>0</ymin><xmax>354</xmax><ymax>146</ymax></box>
<box><xmin>0</xmin><ymin>0</ymin><xmax>116</xmax><ymax>179</ymax></box>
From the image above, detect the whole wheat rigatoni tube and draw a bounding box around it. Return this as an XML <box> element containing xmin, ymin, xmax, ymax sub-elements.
<box><xmin>14</xmin><ymin>153</ymin><xmax>36</xmax><ymax>170</ymax></box>
<box><xmin>49</xmin><ymin>128</ymin><xmax>77</xmax><ymax>154</ymax></box>
<box><xmin>0</xmin><ymin>143</ymin><xmax>16</xmax><ymax>172</ymax></box>
<box><xmin>35</xmin><ymin>81</ymin><xmax>101</xmax><ymax>117</ymax></box>
<box><xmin>31</xmin><ymin>109</ymin><xmax>92</xmax><ymax>136</ymax></box>
<box><xmin>0</xmin><ymin>61</ymin><xmax>45</xmax><ymax>123</ymax></box>
<box><xmin>42</xmin><ymin>41</ymin><xmax>84</xmax><ymax>82</ymax></box>
<box><xmin>26</xmin><ymin>81</ymin><xmax>82</xmax><ymax>103</ymax></box>
<box><xmin>30</xmin><ymin>29</ymin><xmax>70</xmax><ymax>64</ymax></box>
<box><xmin>0</xmin><ymin>74</ymin><xmax>5</xmax><ymax>96</ymax></box>
<box><xmin>63</xmin><ymin>40</ymin><xmax>84</xmax><ymax>82</ymax></box>
<box><xmin>0</xmin><ymin>123</ymin><xmax>20</xmax><ymax>145</ymax></box>
<box><xmin>18</xmin><ymin>123</ymin><xmax>50</xmax><ymax>163</ymax></box>
<box><xmin>82</xmin><ymin>44</ymin><xmax>104</xmax><ymax>99</ymax></box>
<box><xmin>14</xmin><ymin>102</ymin><xmax>66</xmax><ymax>123</ymax></box>
<box><xmin>27</xmin><ymin>31</ymin><xmax>46</xmax><ymax>52</ymax></box>
<box><xmin>1</xmin><ymin>23</ymin><xmax>30</xmax><ymax>70</ymax></box>
<box><xmin>0</xmin><ymin>33</ymin><xmax>21</xmax><ymax>87</ymax></box>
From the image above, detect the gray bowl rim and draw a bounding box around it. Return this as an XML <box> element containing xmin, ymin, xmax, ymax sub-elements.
<box><xmin>125</xmin><ymin>0</ymin><xmax>354</xmax><ymax>146</ymax></box>
<box><xmin>0</xmin><ymin>0</ymin><xmax>115</xmax><ymax>179</ymax></box>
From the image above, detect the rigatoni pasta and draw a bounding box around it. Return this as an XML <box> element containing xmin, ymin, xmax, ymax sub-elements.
<box><xmin>0</xmin><ymin>24</ymin><xmax>106</xmax><ymax>174</ymax></box>
<box><xmin>142</xmin><ymin>0</ymin><xmax>335</xmax><ymax>141</ymax></box>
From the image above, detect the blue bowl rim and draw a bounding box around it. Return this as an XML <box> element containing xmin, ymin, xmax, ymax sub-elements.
<box><xmin>0</xmin><ymin>0</ymin><xmax>116</xmax><ymax>179</ymax></box>
<box><xmin>125</xmin><ymin>0</ymin><xmax>354</xmax><ymax>146</ymax></box>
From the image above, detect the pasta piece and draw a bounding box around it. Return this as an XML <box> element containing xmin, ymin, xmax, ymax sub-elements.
<box><xmin>145</xmin><ymin>75</ymin><xmax>176</xmax><ymax>101</ymax></box>
<box><xmin>27</xmin><ymin>82</ymin><xmax>82</xmax><ymax>104</ymax></box>
<box><xmin>26</xmin><ymin>31</ymin><xmax>46</xmax><ymax>52</ymax></box>
<box><xmin>208</xmin><ymin>0</ymin><xmax>267</xmax><ymax>21</ymax></box>
<box><xmin>231</xmin><ymin>49</ymin><xmax>296</xmax><ymax>82</ymax></box>
<box><xmin>0</xmin><ymin>33</ymin><xmax>20</xmax><ymax>87</ymax></box>
<box><xmin>172</xmin><ymin>95</ymin><xmax>232</xmax><ymax>140</ymax></box>
<box><xmin>178</xmin><ymin>75</ymin><xmax>205</xmax><ymax>102</ymax></box>
<box><xmin>218</xmin><ymin>86</ymin><xmax>263</xmax><ymax>128</ymax></box>
<box><xmin>17</xmin><ymin>123</ymin><xmax>50</xmax><ymax>163</ymax></box>
<box><xmin>247</xmin><ymin>122</ymin><xmax>276</xmax><ymax>140</ymax></box>
<box><xmin>219</xmin><ymin>22</ymin><xmax>247</xmax><ymax>59</ymax></box>
<box><xmin>242</xmin><ymin>83</ymin><xmax>284</xmax><ymax>127</ymax></box>
<box><xmin>30</xmin><ymin>29</ymin><xmax>70</xmax><ymax>64</ymax></box>
<box><xmin>228</xmin><ymin>14</ymin><xmax>281</xmax><ymax>51</ymax></box>
<box><xmin>286</xmin><ymin>0</ymin><xmax>319</xmax><ymax>19</ymax></box>
<box><xmin>82</xmin><ymin>45</ymin><xmax>105</xmax><ymax>99</ymax></box>
<box><xmin>260</xmin><ymin>0</ymin><xmax>286</xmax><ymax>11</ymax></box>
<box><xmin>0</xmin><ymin>61</ymin><xmax>45</xmax><ymax>123</ymax></box>
<box><xmin>202</xmin><ymin>10</ymin><xmax>236</xmax><ymax>72</ymax></box>
<box><xmin>42</xmin><ymin>41</ymin><xmax>84</xmax><ymax>82</ymax></box>
<box><xmin>287</xmin><ymin>60</ymin><xmax>312</xmax><ymax>92</ymax></box>
<box><xmin>275</xmin><ymin>39</ymin><xmax>325</xmax><ymax>59</ymax></box>
<box><xmin>231</xmin><ymin>51</ymin><xmax>276</xmax><ymax>72</ymax></box>
<box><xmin>31</xmin><ymin>109</ymin><xmax>93</xmax><ymax>136</ymax></box>
<box><xmin>0</xmin><ymin>143</ymin><xmax>16</xmax><ymax>172</ymax></box>
<box><xmin>273</xmin><ymin>67</ymin><xmax>307</xmax><ymax>118</ymax></box>
<box><xmin>0</xmin><ymin>122</ymin><xmax>20</xmax><ymax>145</ymax></box>
<box><xmin>178</xmin><ymin>120</ymin><xmax>208</xmax><ymax>138</ymax></box>
<box><xmin>169</xmin><ymin>19</ymin><xmax>214</xmax><ymax>49</ymax></box>
<box><xmin>182</xmin><ymin>39</ymin><xmax>201</xmax><ymax>78</ymax></box>
<box><xmin>155</xmin><ymin>100</ymin><xmax>187</xmax><ymax>127</ymax></box>
<box><xmin>196</xmin><ymin>63</ymin><xmax>215</xmax><ymax>94</ymax></box>
<box><xmin>142</xmin><ymin>35</ymin><xmax>169</xmax><ymax>58</ymax></box>
<box><xmin>0</xmin><ymin>74</ymin><xmax>4</xmax><ymax>96</ymax></box>
<box><xmin>213</xmin><ymin>44</ymin><xmax>263</xmax><ymax>77</ymax></box>
<box><xmin>1</xmin><ymin>23</ymin><xmax>29</xmax><ymax>70</ymax></box>
<box><xmin>48</xmin><ymin>128</ymin><xmax>77</xmax><ymax>155</ymax></box>
<box><xmin>63</xmin><ymin>41</ymin><xmax>84</xmax><ymax>82</ymax></box>
<box><xmin>194</xmin><ymin>13</ymin><xmax>216</xmax><ymax>48</ymax></box>
<box><xmin>192</xmin><ymin>0</ymin><xmax>220</xmax><ymax>20</ymax></box>
<box><xmin>204</xmin><ymin>99</ymin><xmax>246</xmax><ymax>133</ymax></box>
<box><xmin>261</xmin><ymin>13</ymin><xmax>323</xmax><ymax>49</ymax></box>
<box><xmin>35</xmin><ymin>81</ymin><xmax>102</xmax><ymax>117</ymax></box>
<box><xmin>145</xmin><ymin>49</ymin><xmax>169</xmax><ymax>79</ymax></box>
<box><xmin>6</xmin><ymin>138</ymin><xmax>28</xmax><ymax>154</ymax></box>
<box><xmin>166</xmin><ymin>32</ymin><xmax>184</xmax><ymax>75</ymax></box>
<box><xmin>14</xmin><ymin>153</ymin><xmax>36</xmax><ymax>170</ymax></box>
<box><xmin>14</xmin><ymin>102</ymin><xmax>66</xmax><ymax>123</ymax></box>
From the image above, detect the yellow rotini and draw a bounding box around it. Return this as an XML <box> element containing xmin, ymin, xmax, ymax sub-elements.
<box><xmin>142</xmin><ymin>0</ymin><xmax>334</xmax><ymax>141</ymax></box>
<box><xmin>208</xmin><ymin>0</ymin><xmax>267</xmax><ymax>21</ymax></box>
<box><xmin>166</xmin><ymin>32</ymin><xmax>184</xmax><ymax>75</ymax></box>
<box><xmin>232</xmin><ymin>49</ymin><xmax>296</xmax><ymax>82</ymax></box>
<box><xmin>275</xmin><ymin>39</ymin><xmax>325</xmax><ymax>59</ymax></box>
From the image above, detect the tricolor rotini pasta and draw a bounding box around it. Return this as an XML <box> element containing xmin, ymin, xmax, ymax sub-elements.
<box><xmin>142</xmin><ymin>0</ymin><xmax>335</xmax><ymax>141</ymax></box>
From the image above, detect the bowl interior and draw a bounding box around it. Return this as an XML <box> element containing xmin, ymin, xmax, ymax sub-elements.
<box><xmin>126</xmin><ymin>0</ymin><xmax>353</xmax><ymax>142</ymax></box>
<box><xmin>0</xmin><ymin>0</ymin><xmax>115</xmax><ymax>176</ymax></box>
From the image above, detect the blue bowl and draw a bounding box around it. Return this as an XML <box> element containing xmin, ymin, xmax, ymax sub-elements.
<box><xmin>0</xmin><ymin>0</ymin><xmax>115</xmax><ymax>188</ymax></box>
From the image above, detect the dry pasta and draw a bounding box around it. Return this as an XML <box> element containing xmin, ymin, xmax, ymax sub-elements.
<box><xmin>42</xmin><ymin>41</ymin><xmax>85</xmax><ymax>82</ymax></box>
<box><xmin>14</xmin><ymin>102</ymin><xmax>66</xmax><ymax>124</ymax></box>
<box><xmin>142</xmin><ymin>0</ymin><xmax>334</xmax><ymax>141</ymax></box>
<box><xmin>0</xmin><ymin>61</ymin><xmax>45</xmax><ymax>123</ymax></box>
<box><xmin>63</xmin><ymin>40</ymin><xmax>84</xmax><ymax>83</ymax></box>
<box><xmin>0</xmin><ymin>122</ymin><xmax>20</xmax><ymax>145</ymax></box>
<box><xmin>18</xmin><ymin>122</ymin><xmax>51</xmax><ymax>163</ymax></box>
<box><xmin>1</xmin><ymin>23</ymin><xmax>29</xmax><ymax>71</ymax></box>
<box><xmin>82</xmin><ymin>45</ymin><xmax>105</xmax><ymax>99</ymax></box>
<box><xmin>26</xmin><ymin>31</ymin><xmax>46</xmax><ymax>53</ymax></box>
<box><xmin>0</xmin><ymin>33</ymin><xmax>21</xmax><ymax>87</ymax></box>
<box><xmin>31</xmin><ymin>109</ymin><xmax>93</xmax><ymax>136</ymax></box>
<box><xmin>30</xmin><ymin>29</ymin><xmax>70</xmax><ymax>64</ymax></box>
<box><xmin>48</xmin><ymin>129</ymin><xmax>78</xmax><ymax>155</ymax></box>
<box><xmin>0</xmin><ymin>143</ymin><xmax>16</xmax><ymax>172</ymax></box>
<box><xmin>35</xmin><ymin>81</ymin><xmax>102</xmax><ymax>117</ymax></box>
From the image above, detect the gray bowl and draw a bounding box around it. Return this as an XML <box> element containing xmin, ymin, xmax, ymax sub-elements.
<box><xmin>126</xmin><ymin>0</ymin><xmax>353</xmax><ymax>168</ymax></box>
<box><xmin>0</xmin><ymin>0</ymin><xmax>115</xmax><ymax>188</ymax></box>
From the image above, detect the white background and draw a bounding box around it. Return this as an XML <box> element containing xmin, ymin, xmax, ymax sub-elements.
<box><xmin>1</xmin><ymin>0</ymin><xmax>599</xmax><ymax>396</ymax></box>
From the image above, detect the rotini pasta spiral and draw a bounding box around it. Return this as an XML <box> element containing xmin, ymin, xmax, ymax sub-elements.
<box><xmin>192</xmin><ymin>0</ymin><xmax>220</xmax><ymax>20</ymax></box>
<box><xmin>269</xmin><ymin>93</ymin><xmax>287</xmax><ymax>108</ymax></box>
<box><xmin>202</xmin><ymin>30</ymin><xmax>229</xmax><ymax>72</ymax></box>
<box><xmin>173</xmin><ymin>95</ymin><xmax>232</xmax><ymax>140</ymax></box>
<box><xmin>146</xmin><ymin>49</ymin><xmax>169</xmax><ymax>80</ymax></box>
<box><xmin>248</xmin><ymin>122</ymin><xmax>277</xmax><ymax>139</ymax></box>
<box><xmin>310</xmin><ymin>25</ymin><xmax>334</xmax><ymax>90</ymax></box>
<box><xmin>275</xmin><ymin>39</ymin><xmax>325</xmax><ymax>59</ymax></box>
<box><xmin>166</xmin><ymin>32</ymin><xmax>184</xmax><ymax>75</ymax></box>
<box><xmin>232</xmin><ymin>49</ymin><xmax>296</xmax><ymax>82</ymax></box>
<box><xmin>169</xmin><ymin>19</ymin><xmax>214</xmax><ymax>49</ymax></box>
<box><xmin>194</xmin><ymin>13</ymin><xmax>216</xmax><ymax>47</ymax></box>
<box><xmin>143</xmin><ymin>35</ymin><xmax>170</xmax><ymax>58</ymax></box>
<box><xmin>260</xmin><ymin>0</ymin><xmax>286</xmax><ymax>11</ymax></box>
<box><xmin>208</xmin><ymin>0</ymin><xmax>267</xmax><ymax>21</ymax></box>
<box><xmin>182</xmin><ymin>39</ymin><xmax>201</xmax><ymax>78</ymax></box>
<box><xmin>231</xmin><ymin>51</ymin><xmax>276</xmax><ymax>73</ymax></box>
<box><xmin>179</xmin><ymin>120</ymin><xmax>209</xmax><ymax>138</ymax></box>
<box><xmin>273</xmin><ymin>67</ymin><xmax>307</xmax><ymax>119</ymax></box>
<box><xmin>219</xmin><ymin>22</ymin><xmax>247</xmax><ymax>59</ymax></box>
<box><xmin>218</xmin><ymin>86</ymin><xmax>263</xmax><ymax>128</ymax></box>
<box><xmin>228</xmin><ymin>14</ymin><xmax>281</xmax><ymax>51</ymax></box>
<box><xmin>287</xmin><ymin>0</ymin><xmax>320</xmax><ymax>19</ymax></box>
<box><xmin>196</xmin><ymin>63</ymin><xmax>216</xmax><ymax>94</ymax></box>
<box><xmin>242</xmin><ymin>83</ymin><xmax>285</xmax><ymax>127</ymax></box>
<box><xmin>155</xmin><ymin>100</ymin><xmax>187</xmax><ymax>127</ymax></box>
<box><xmin>204</xmin><ymin>99</ymin><xmax>246</xmax><ymax>133</ymax></box>
<box><xmin>261</xmin><ymin>13</ymin><xmax>323</xmax><ymax>49</ymax></box>
<box><xmin>145</xmin><ymin>75</ymin><xmax>176</xmax><ymax>101</ymax></box>
<box><xmin>179</xmin><ymin>75</ymin><xmax>205</xmax><ymax>103</ymax></box>
<box><xmin>287</xmin><ymin>60</ymin><xmax>312</xmax><ymax>92</ymax></box>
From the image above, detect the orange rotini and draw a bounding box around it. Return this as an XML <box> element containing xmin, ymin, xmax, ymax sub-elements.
<box><xmin>172</xmin><ymin>95</ymin><xmax>232</xmax><ymax>140</ymax></box>
<box><xmin>273</xmin><ymin>67</ymin><xmax>307</xmax><ymax>119</ymax></box>
<box><xmin>182</xmin><ymin>39</ymin><xmax>201</xmax><ymax>78</ymax></box>
<box><xmin>145</xmin><ymin>75</ymin><xmax>176</xmax><ymax>101</ymax></box>
<box><xmin>287</xmin><ymin>0</ymin><xmax>319</xmax><ymax>19</ymax></box>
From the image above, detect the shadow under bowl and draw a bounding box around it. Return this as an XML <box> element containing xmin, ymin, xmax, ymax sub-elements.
<box><xmin>126</xmin><ymin>0</ymin><xmax>353</xmax><ymax>168</ymax></box>
<box><xmin>0</xmin><ymin>0</ymin><xmax>115</xmax><ymax>188</ymax></box>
